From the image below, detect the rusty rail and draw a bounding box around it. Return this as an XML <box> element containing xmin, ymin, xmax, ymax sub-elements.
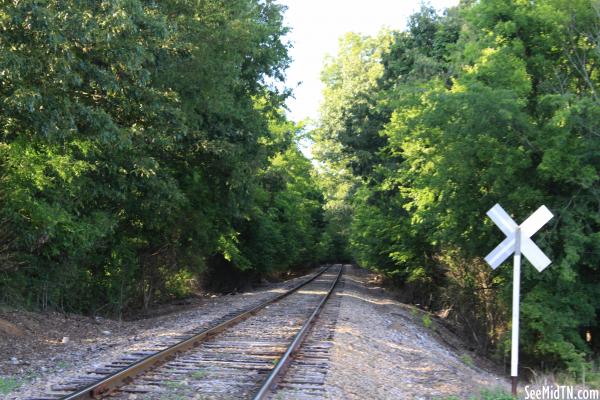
<box><xmin>252</xmin><ymin>264</ymin><xmax>343</xmax><ymax>400</ymax></box>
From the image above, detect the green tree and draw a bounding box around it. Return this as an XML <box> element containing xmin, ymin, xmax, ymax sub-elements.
<box><xmin>0</xmin><ymin>0</ymin><xmax>311</xmax><ymax>314</ymax></box>
<box><xmin>315</xmin><ymin>0</ymin><xmax>600</xmax><ymax>372</ymax></box>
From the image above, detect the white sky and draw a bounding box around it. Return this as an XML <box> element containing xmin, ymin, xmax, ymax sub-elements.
<box><xmin>279</xmin><ymin>0</ymin><xmax>460</xmax><ymax>123</ymax></box>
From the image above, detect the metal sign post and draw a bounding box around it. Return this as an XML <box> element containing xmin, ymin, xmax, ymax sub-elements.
<box><xmin>511</xmin><ymin>227</ymin><xmax>521</xmax><ymax>393</ymax></box>
<box><xmin>484</xmin><ymin>204</ymin><xmax>553</xmax><ymax>397</ymax></box>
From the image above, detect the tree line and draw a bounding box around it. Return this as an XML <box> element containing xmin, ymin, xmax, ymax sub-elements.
<box><xmin>314</xmin><ymin>0</ymin><xmax>600</xmax><ymax>375</ymax></box>
<box><xmin>0</xmin><ymin>0</ymin><xmax>331</xmax><ymax>316</ymax></box>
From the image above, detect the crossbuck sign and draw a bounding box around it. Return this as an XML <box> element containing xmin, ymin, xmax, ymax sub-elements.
<box><xmin>484</xmin><ymin>204</ymin><xmax>553</xmax><ymax>396</ymax></box>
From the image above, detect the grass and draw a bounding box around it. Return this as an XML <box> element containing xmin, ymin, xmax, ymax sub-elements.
<box><xmin>460</xmin><ymin>353</ymin><xmax>474</xmax><ymax>367</ymax></box>
<box><xmin>164</xmin><ymin>380</ymin><xmax>186</xmax><ymax>390</ymax></box>
<box><xmin>0</xmin><ymin>377</ymin><xmax>21</xmax><ymax>395</ymax></box>
<box><xmin>160</xmin><ymin>380</ymin><xmax>190</xmax><ymax>400</ymax></box>
<box><xmin>422</xmin><ymin>313</ymin><xmax>432</xmax><ymax>329</ymax></box>
<box><xmin>160</xmin><ymin>394</ymin><xmax>187</xmax><ymax>400</ymax></box>
<box><xmin>530</xmin><ymin>366</ymin><xmax>600</xmax><ymax>390</ymax></box>
<box><xmin>584</xmin><ymin>370</ymin><xmax>600</xmax><ymax>387</ymax></box>
<box><xmin>443</xmin><ymin>389</ymin><xmax>512</xmax><ymax>400</ymax></box>
<box><xmin>274</xmin><ymin>389</ymin><xmax>299</xmax><ymax>400</ymax></box>
<box><xmin>190</xmin><ymin>369</ymin><xmax>207</xmax><ymax>379</ymax></box>
<box><xmin>476</xmin><ymin>389</ymin><xmax>513</xmax><ymax>400</ymax></box>
<box><xmin>0</xmin><ymin>371</ymin><xmax>38</xmax><ymax>395</ymax></box>
<box><xmin>55</xmin><ymin>361</ymin><xmax>69</xmax><ymax>370</ymax></box>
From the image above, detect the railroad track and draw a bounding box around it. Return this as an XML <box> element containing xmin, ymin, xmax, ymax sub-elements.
<box><xmin>255</xmin><ymin>268</ymin><xmax>344</xmax><ymax>400</ymax></box>
<box><xmin>31</xmin><ymin>264</ymin><xmax>343</xmax><ymax>400</ymax></box>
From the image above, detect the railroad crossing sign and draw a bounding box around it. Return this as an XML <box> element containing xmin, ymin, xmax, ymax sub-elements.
<box><xmin>484</xmin><ymin>203</ymin><xmax>553</xmax><ymax>397</ymax></box>
<box><xmin>485</xmin><ymin>204</ymin><xmax>553</xmax><ymax>272</ymax></box>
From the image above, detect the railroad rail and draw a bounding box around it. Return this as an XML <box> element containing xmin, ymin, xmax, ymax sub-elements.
<box><xmin>253</xmin><ymin>264</ymin><xmax>343</xmax><ymax>400</ymax></box>
<box><xmin>32</xmin><ymin>264</ymin><xmax>342</xmax><ymax>400</ymax></box>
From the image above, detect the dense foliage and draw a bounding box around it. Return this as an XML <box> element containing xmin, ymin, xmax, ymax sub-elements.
<box><xmin>314</xmin><ymin>0</ymin><xmax>600</xmax><ymax>374</ymax></box>
<box><xmin>0</xmin><ymin>0</ymin><xmax>325</xmax><ymax>315</ymax></box>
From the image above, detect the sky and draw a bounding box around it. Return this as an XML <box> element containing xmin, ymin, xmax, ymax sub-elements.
<box><xmin>278</xmin><ymin>0</ymin><xmax>460</xmax><ymax>123</ymax></box>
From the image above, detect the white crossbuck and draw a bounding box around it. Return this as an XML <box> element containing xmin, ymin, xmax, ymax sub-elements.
<box><xmin>485</xmin><ymin>204</ymin><xmax>553</xmax><ymax>271</ymax></box>
<box><xmin>484</xmin><ymin>203</ymin><xmax>554</xmax><ymax>393</ymax></box>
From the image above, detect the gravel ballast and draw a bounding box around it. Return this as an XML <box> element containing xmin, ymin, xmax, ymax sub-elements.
<box><xmin>322</xmin><ymin>265</ymin><xmax>509</xmax><ymax>399</ymax></box>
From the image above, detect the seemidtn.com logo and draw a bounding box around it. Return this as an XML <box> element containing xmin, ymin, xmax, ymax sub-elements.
<box><xmin>525</xmin><ymin>385</ymin><xmax>600</xmax><ymax>400</ymax></box>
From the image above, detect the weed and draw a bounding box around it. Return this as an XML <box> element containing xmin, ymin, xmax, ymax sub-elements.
<box><xmin>274</xmin><ymin>391</ymin><xmax>288</xmax><ymax>400</ymax></box>
<box><xmin>55</xmin><ymin>361</ymin><xmax>69</xmax><ymax>370</ymax></box>
<box><xmin>422</xmin><ymin>314</ymin><xmax>432</xmax><ymax>329</ymax></box>
<box><xmin>478</xmin><ymin>389</ymin><xmax>513</xmax><ymax>400</ymax></box>
<box><xmin>0</xmin><ymin>377</ymin><xmax>21</xmax><ymax>395</ymax></box>
<box><xmin>0</xmin><ymin>371</ymin><xmax>38</xmax><ymax>395</ymax></box>
<box><xmin>442</xmin><ymin>388</ymin><xmax>511</xmax><ymax>400</ymax></box>
<box><xmin>160</xmin><ymin>395</ymin><xmax>186</xmax><ymax>400</ymax></box>
<box><xmin>190</xmin><ymin>369</ymin><xmax>207</xmax><ymax>379</ymax></box>
<box><xmin>460</xmin><ymin>354</ymin><xmax>474</xmax><ymax>367</ymax></box>
<box><xmin>161</xmin><ymin>380</ymin><xmax>190</xmax><ymax>400</ymax></box>
<box><xmin>274</xmin><ymin>388</ymin><xmax>300</xmax><ymax>400</ymax></box>
<box><xmin>532</xmin><ymin>365</ymin><xmax>600</xmax><ymax>390</ymax></box>
<box><xmin>164</xmin><ymin>380</ymin><xmax>186</xmax><ymax>390</ymax></box>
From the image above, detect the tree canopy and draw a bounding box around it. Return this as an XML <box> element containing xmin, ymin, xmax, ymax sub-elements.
<box><xmin>314</xmin><ymin>0</ymin><xmax>600</xmax><ymax>374</ymax></box>
<box><xmin>0</xmin><ymin>0</ymin><xmax>326</xmax><ymax>315</ymax></box>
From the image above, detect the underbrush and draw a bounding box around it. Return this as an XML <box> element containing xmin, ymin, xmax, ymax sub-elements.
<box><xmin>528</xmin><ymin>361</ymin><xmax>600</xmax><ymax>389</ymax></box>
